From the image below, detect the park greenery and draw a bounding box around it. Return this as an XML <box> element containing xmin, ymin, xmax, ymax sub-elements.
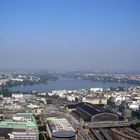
<box><xmin>2</xmin><ymin>73</ymin><xmax>58</xmax><ymax>88</ymax></box>
<box><xmin>0</xmin><ymin>88</ymin><xmax>11</xmax><ymax>97</ymax></box>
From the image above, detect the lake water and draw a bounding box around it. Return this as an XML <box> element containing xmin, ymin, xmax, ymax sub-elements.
<box><xmin>9</xmin><ymin>77</ymin><xmax>137</xmax><ymax>93</ymax></box>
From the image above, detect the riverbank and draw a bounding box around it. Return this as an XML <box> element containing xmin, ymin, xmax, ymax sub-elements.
<box><xmin>9</xmin><ymin>77</ymin><xmax>137</xmax><ymax>93</ymax></box>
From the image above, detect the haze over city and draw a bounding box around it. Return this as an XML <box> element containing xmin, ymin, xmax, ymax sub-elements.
<box><xmin>0</xmin><ymin>0</ymin><xmax>140</xmax><ymax>71</ymax></box>
<box><xmin>1</xmin><ymin>1</ymin><xmax>140</xmax><ymax>139</ymax></box>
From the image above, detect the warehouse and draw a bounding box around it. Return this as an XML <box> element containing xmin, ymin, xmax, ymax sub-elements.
<box><xmin>66</xmin><ymin>102</ymin><xmax>120</xmax><ymax>122</ymax></box>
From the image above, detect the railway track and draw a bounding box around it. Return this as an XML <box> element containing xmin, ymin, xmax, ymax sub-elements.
<box><xmin>110</xmin><ymin>127</ymin><xmax>140</xmax><ymax>140</ymax></box>
<box><xmin>91</xmin><ymin>128</ymin><xmax>106</xmax><ymax>140</ymax></box>
<box><xmin>99</xmin><ymin>128</ymin><xmax>113</xmax><ymax>140</ymax></box>
<box><xmin>90</xmin><ymin>127</ymin><xmax>140</xmax><ymax>140</ymax></box>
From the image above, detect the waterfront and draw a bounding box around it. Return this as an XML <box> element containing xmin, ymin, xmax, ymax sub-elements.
<box><xmin>10</xmin><ymin>77</ymin><xmax>136</xmax><ymax>92</ymax></box>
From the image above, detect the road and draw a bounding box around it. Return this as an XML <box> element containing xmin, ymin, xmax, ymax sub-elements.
<box><xmin>63</xmin><ymin>112</ymin><xmax>93</xmax><ymax>140</ymax></box>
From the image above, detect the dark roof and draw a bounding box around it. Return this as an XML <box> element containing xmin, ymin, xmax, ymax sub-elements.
<box><xmin>67</xmin><ymin>102</ymin><xmax>121</xmax><ymax>122</ymax></box>
<box><xmin>52</xmin><ymin>131</ymin><xmax>76</xmax><ymax>138</ymax></box>
<box><xmin>77</xmin><ymin>102</ymin><xmax>106</xmax><ymax>116</ymax></box>
<box><xmin>65</xmin><ymin>103</ymin><xmax>78</xmax><ymax>109</ymax></box>
<box><xmin>0</xmin><ymin>128</ymin><xmax>13</xmax><ymax>138</ymax></box>
<box><xmin>67</xmin><ymin>102</ymin><xmax>105</xmax><ymax>109</ymax></box>
<box><xmin>67</xmin><ymin>102</ymin><xmax>106</xmax><ymax>115</ymax></box>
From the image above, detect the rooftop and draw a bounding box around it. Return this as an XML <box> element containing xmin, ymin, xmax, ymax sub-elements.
<box><xmin>47</xmin><ymin>117</ymin><xmax>75</xmax><ymax>133</ymax></box>
<box><xmin>0</xmin><ymin>113</ymin><xmax>38</xmax><ymax>130</ymax></box>
<box><xmin>67</xmin><ymin>102</ymin><xmax>122</xmax><ymax>122</ymax></box>
<box><xmin>52</xmin><ymin>131</ymin><xmax>76</xmax><ymax>138</ymax></box>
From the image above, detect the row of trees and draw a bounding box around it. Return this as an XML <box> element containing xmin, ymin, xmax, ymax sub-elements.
<box><xmin>0</xmin><ymin>88</ymin><xmax>11</xmax><ymax>97</ymax></box>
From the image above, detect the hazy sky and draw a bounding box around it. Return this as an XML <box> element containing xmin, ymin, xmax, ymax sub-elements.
<box><xmin>0</xmin><ymin>0</ymin><xmax>140</xmax><ymax>71</ymax></box>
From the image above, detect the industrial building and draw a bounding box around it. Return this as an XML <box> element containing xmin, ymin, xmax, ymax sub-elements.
<box><xmin>66</xmin><ymin>102</ymin><xmax>122</xmax><ymax>122</ymax></box>
<box><xmin>0</xmin><ymin>113</ymin><xmax>39</xmax><ymax>140</ymax></box>
<box><xmin>46</xmin><ymin>117</ymin><xmax>77</xmax><ymax>140</ymax></box>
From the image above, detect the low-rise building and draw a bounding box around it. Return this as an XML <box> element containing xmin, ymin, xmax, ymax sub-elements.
<box><xmin>82</xmin><ymin>96</ymin><xmax>107</xmax><ymax>105</ymax></box>
<box><xmin>0</xmin><ymin>113</ymin><xmax>39</xmax><ymax>140</ymax></box>
<box><xmin>12</xmin><ymin>93</ymin><xmax>23</xmax><ymax>99</ymax></box>
<box><xmin>46</xmin><ymin>117</ymin><xmax>77</xmax><ymax>140</ymax></box>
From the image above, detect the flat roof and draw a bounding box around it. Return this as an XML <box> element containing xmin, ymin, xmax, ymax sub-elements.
<box><xmin>52</xmin><ymin>131</ymin><xmax>76</xmax><ymax>138</ymax></box>
<box><xmin>0</xmin><ymin>113</ymin><xmax>38</xmax><ymax>130</ymax></box>
<box><xmin>47</xmin><ymin>118</ymin><xmax>75</xmax><ymax>133</ymax></box>
<box><xmin>16</xmin><ymin>113</ymin><xmax>37</xmax><ymax>124</ymax></box>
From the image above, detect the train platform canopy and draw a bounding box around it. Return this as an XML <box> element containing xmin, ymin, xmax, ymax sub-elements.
<box><xmin>66</xmin><ymin>102</ymin><xmax>122</xmax><ymax>122</ymax></box>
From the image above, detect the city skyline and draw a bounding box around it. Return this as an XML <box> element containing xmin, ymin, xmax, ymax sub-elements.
<box><xmin>0</xmin><ymin>0</ymin><xmax>140</xmax><ymax>71</ymax></box>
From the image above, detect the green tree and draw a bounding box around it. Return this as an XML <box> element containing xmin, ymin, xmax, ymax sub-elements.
<box><xmin>0</xmin><ymin>88</ymin><xmax>11</xmax><ymax>97</ymax></box>
<box><xmin>47</xmin><ymin>99</ymin><xmax>52</xmax><ymax>104</ymax></box>
<box><xmin>37</xmin><ymin>120</ymin><xmax>41</xmax><ymax>124</ymax></box>
<box><xmin>75</xmin><ymin>97</ymin><xmax>79</xmax><ymax>102</ymax></box>
<box><xmin>38</xmin><ymin>125</ymin><xmax>46</xmax><ymax>132</ymax></box>
<box><xmin>107</xmin><ymin>97</ymin><xmax>115</xmax><ymax>106</ymax></box>
<box><xmin>39</xmin><ymin>133</ymin><xmax>45</xmax><ymax>140</ymax></box>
